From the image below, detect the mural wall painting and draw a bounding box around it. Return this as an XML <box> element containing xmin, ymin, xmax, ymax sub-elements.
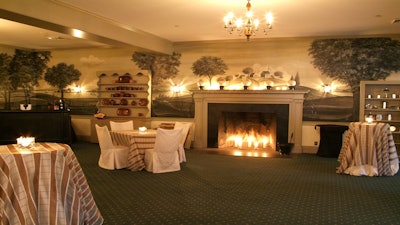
<box><xmin>1</xmin><ymin>37</ymin><xmax>400</xmax><ymax>122</ymax></box>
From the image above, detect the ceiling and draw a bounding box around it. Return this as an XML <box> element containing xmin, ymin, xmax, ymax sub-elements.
<box><xmin>0</xmin><ymin>0</ymin><xmax>400</xmax><ymax>50</ymax></box>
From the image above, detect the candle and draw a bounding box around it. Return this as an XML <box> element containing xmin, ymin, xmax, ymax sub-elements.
<box><xmin>17</xmin><ymin>136</ymin><xmax>35</xmax><ymax>147</ymax></box>
<box><xmin>138</xmin><ymin>126</ymin><xmax>147</xmax><ymax>133</ymax></box>
<box><xmin>365</xmin><ymin>117</ymin><xmax>374</xmax><ymax>123</ymax></box>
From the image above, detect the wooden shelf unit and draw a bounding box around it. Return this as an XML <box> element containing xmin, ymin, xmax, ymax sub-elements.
<box><xmin>360</xmin><ymin>80</ymin><xmax>400</xmax><ymax>148</ymax></box>
<box><xmin>96</xmin><ymin>70</ymin><xmax>151</xmax><ymax>118</ymax></box>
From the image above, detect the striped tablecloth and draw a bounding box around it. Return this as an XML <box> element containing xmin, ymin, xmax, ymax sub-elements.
<box><xmin>110</xmin><ymin>130</ymin><xmax>156</xmax><ymax>171</ymax></box>
<box><xmin>337</xmin><ymin>122</ymin><xmax>399</xmax><ymax>176</ymax></box>
<box><xmin>0</xmin><ymin>142</ymin><xmax>103</xmax><ymax>225</ymax></box>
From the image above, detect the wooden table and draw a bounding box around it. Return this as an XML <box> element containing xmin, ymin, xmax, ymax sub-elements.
<box><xmin>0</xmin><ymin>142</ymin><xmax>103</xmax><ymax>225</ymax></box>
<box><xmin>337</xmin><ymin>122</ymin><xmax>399</xmax><ymax>176</ymax></box>
<box><xmin>110</xmin><ymin>130</ymin><xmax>157</xmax><ymax>171</ymax></box>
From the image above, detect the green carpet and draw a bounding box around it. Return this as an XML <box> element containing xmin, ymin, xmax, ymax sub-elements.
<box><xmin>71</xmin><ymin>142</ymin><xmax>400</xmax><ymax>225</ymax></box>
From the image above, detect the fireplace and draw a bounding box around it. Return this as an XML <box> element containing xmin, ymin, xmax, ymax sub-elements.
<box><xmin>192</xmin><ymin>90</ymin><xmax>308</xmax><ymax>153</ymax></box>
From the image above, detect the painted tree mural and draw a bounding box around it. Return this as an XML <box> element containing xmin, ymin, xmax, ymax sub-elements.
<box><xmin>192</xmin><ymin>56</ymin><xmax>228</xmax><ymax>87</ymax></box>
<box><xmin>0</xmin><ymin>53</ymin><xmax>12</xmax><ymax>109</ymax></box>
<box><xmin>308</xmin><ymin>37</ymin><xmax>400</xmax><ymax>120</ymax></box>
<box><xmin>131</xmin><ymin>51</ymin><xmax>181</xmax><ymax>84</ymax></box>
<box><xmin>44</xmin><ymin>62</ymin><xmax>82</xmax><ymax>100</ymax></box>
<box><xmin>9</xmin><ymin>49</ymin><xmax>51</xmax><ymax>106</ymax></box>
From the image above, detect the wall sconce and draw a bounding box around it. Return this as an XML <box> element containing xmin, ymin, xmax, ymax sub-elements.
<box><xmin>322</xmin><ymin>84</ymin><xmax>332</xmax><ymax>93</ymax></box>
<box><xmin>72</xmin><ymin>85</ymin><xmax>83</xmax><ymax>93</ymax></box>
<box><xmin>171</xmin><ymin>85</ymin><xmax>183</xmax><ymax>93</ymax></box>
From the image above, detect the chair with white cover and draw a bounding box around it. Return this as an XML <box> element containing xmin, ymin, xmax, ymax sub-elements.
<box><xmin>95</xmin><ymin>124</ymin><xmax>130</xmax><ymax>170</ymax></box>
<box><xmin>144</xmin><ymin>128</ymin><xmax>183</xmax><ymax>173</ymax></box>
<box><xmin>110</xmin><ymin>120</ymin><xmax>134</xmax><ymax>131</ymax></box>
<box><xmin>173</xmin><ymin>122</ymin><xmax>192</xmax><ymax>162</ymax></box>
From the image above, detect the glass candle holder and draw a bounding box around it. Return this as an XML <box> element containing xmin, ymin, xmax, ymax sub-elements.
<box><xmin>17</xmin><ymin>136</ymin><xmax>35</xmax><ymax>148</ymax></box>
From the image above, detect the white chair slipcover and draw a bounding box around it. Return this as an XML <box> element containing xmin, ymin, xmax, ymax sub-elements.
<box><xmin>144</xmin><ymin>128</ymin><xmax>182</xmax><ymax>173</ymax></box>
<box><xmin>173</xmin><ymin>122</ymin><xmax>192</xmax><ymax>162</ymax></box>
<box><xmin>110</xmin><ymin>120</ymin><xmax>134</xmax><ymax>131</ymax></box>
<box><xmin>95</xmin><ymin>124</ymin><xmax>130</xmax><ymax>170</ymax></box>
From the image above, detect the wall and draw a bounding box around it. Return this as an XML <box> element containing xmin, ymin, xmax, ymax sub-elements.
<box><xmin>3</xmin><ymin>36</ymin><xmax>400</xmax><ymax>153</ymax></box>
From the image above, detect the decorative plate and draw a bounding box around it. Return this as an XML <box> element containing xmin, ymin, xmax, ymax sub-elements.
<box><xmin>138</xmin><ymin>99</ymin><xmax>148</xmax><ymax>106</ymax></box>
<box><xmin>117</xmin><ymin>108</ymin><xmax>130</xmax><ymax>116</ymax></box>
<box><xmin>120</xmin><ymin>99</ymin><xmax>128</xmax><ymax>105</ymax></box>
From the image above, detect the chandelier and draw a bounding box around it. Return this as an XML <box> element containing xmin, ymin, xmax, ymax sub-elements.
<box><xmin>223</xmin><ymin>0</ymin><xmax>273</xmax><ymax>40</ymax></box>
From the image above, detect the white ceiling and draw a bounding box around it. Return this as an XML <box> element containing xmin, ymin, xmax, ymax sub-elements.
<box><xmin>1</xmin><ymin>0</ymin><xmax>400</xmax><ymax>50</ymax></box>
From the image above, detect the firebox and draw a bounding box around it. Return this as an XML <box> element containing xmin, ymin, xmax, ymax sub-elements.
<box><xmin>207</xmin><ymin>103</ymin><xmax>289</xmax><ymax>149</ymax></box>
<box><xmin>218</xmin><ymin>112</ymin><xmax>277</xmax><ymax>150</ymax></box>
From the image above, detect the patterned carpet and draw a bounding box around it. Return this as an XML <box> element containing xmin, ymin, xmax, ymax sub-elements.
<box><xmin>71</xmin><ymin>142</ymin><xmax>400</xmax><ymax>225</ymax></box>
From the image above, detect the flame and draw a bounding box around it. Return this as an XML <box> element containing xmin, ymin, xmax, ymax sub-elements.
<box><xmin>226</xmin><ymin>129</ymin><xmax>271</xmax><ymax>149</ymax></box>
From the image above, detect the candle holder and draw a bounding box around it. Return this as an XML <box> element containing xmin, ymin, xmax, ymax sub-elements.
<box><xmin>17</xmin><ymin>136</ymin><xmax>35</xmax><ymax>148</ymax></box>
<box><xmin>139</xmin><ymin>126</ymin><xmax>147</xmax><ymax>133</ymax></box>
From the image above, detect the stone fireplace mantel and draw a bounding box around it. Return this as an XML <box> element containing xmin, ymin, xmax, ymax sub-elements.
<box><xmin>192</xmin><ymin>89</ymin><xmax>309</xmax><ymax>153</ymax></box>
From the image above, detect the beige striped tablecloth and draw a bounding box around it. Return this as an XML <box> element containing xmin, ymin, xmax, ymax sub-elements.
<box><xmin>0</xmin><ymin>142</ymin><xmax>103</xmax><ymax>225</ymax></box>
<box><xmin>337</xmin><ymin>122</ymin><xmax>399</xmax><ymax>176</ymax></box>
<box><xmin>110</xmin><ymin>130</ymin><xmax>156</xmax><ymax>171</ymax></box>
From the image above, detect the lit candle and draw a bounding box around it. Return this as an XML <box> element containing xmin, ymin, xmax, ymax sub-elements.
<box><xmin>138</xmin><ymin>126</ymin><xmax>147</xmax><ymax>133</ymax></box>
<box><xmin>17</xmin><ymin>136</ymin><xmax>35</xmax><ymax>147</ymax></box>
<box><xmin>365</xmin><ymin>117</ymin><xmax>374</xmax><ymax>123</ymax></box>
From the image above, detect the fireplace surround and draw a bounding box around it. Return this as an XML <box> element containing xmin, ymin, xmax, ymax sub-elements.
<box><xmin>192</xmin><ymin>89</ymin><xmax>308</xmax><ymax>153</ymax></box>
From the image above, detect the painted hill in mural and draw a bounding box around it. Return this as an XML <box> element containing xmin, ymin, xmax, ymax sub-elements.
<box><xmin>302</xmin><ymin>86</ymin><xmax>353</xmax><ymax>121</ymax></box>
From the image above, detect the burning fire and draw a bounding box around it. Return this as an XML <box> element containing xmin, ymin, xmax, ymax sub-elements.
<box><xmin>226</xmin><ymin>129</ymin><xmax>272</xmax><ymax>149</ymax></box>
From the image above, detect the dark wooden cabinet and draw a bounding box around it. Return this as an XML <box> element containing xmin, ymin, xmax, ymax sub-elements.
<box><xmin>0</xmin><ymin>111</ymin><xmax>72</xmax><ymax>144</ymax></box>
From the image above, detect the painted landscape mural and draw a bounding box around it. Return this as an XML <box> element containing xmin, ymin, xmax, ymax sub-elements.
<box><xmin>1</xmin><ymin>37</ymin><xmax>399</xmax><ymax>122</ymax></box>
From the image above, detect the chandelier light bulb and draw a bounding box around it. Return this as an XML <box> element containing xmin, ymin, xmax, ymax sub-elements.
<box><xmin>223</xmin><ymin>0</ymin><xmax>274</xmax><ymax>40</ymax></box>
<box><xmin>246</xmin><ymin>11</ymin><xmax>253</xmax><ymax>19</ymax></box>
<box><xmin>266</xmin><ymin>12</ymin><xmax>273</xmax><ymax>24</ymax></box>
<box><xmin>254</xmin><ymin>19</ymin><xmax>260</xmax><ymax>29</ymax></box>
<box><xmin>236</xmin><ymin>18</ymin><xmax>244</xmax><ymax>28</ymax></box>
<box><xmin>224</xmin><ymin>12</ymin><xmax>234</xmax><ymax>26</ymax></box>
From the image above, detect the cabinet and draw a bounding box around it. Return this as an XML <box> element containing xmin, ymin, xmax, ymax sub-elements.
<box><xmin>96</xmin><ymin>71</ymin><xmax>150</xmax><ymax>118</ymax></box>
<box><xmin>0</xmin><ymin>111</ymin><xmax>72</xmax><ymax>144</ymax></box>
<box><xmin>360</xmin><ymin>81</ymin><xmax>400</xmax><ymax>149</ymax></box>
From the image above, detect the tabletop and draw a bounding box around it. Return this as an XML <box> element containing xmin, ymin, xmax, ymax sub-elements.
<box><xmin>0</xmin><ymin>142</ymin><xmax>104</xmax><ymax>225</ymax></box>
<box><xmin>337</xmin><ymin>122</ymin><xmax>399</xmax><ymax>176</ymax></box>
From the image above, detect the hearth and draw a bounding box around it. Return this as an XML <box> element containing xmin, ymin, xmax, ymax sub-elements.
<box><xmin>193</xmin><ymin>90</ymin><xmax>308</xmax><ymax>153</ymax></box>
